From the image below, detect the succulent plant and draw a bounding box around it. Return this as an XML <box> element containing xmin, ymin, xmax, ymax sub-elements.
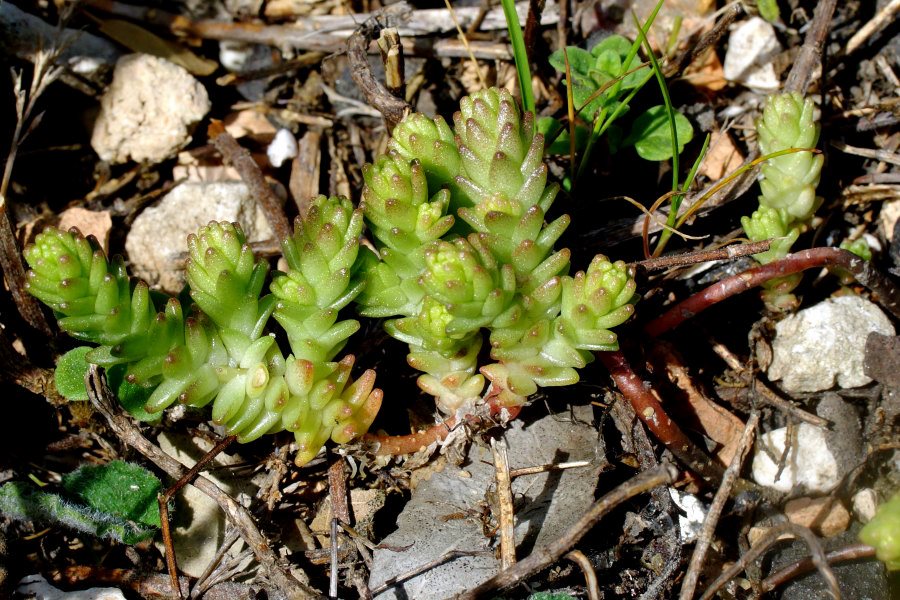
<box><xmin>360</xmin><ymin>87</ymin><xmax>637</xmax><ymax>411</ymax></box>
<box><xmin>860</xmin><ymin>491</ymin><xmax>900</xmax><ymax>570</ymax></box>
<box><xmin>29</xmin><ymin>88</ymin><xmax>636</xmax><ymax>458</ymax></box>
<box><xmin>742</xmin><ymin>92</ymin><xmax>823</xmax><ymax>310</ymax></box>
<box><xmin>25</xmin><ymin>196</ymin><xmax>380</xmax><ymax>466</ymax></box>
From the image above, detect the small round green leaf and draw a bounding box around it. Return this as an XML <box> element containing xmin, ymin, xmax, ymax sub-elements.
<box><xmin>625</xmin><ymin>105</ymin><xmax>695</xmax><ymax>161</ymax></box>
<box><xmin>55</xmin><ymin>347</ymin><xmax>92</xmax><ymax>401</ymax></box>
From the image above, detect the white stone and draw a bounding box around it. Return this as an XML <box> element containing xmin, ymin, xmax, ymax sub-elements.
<box><xmin>17</xmin><ymin>574</ymin><xmax>125</xmax><ymax>599</ymax></box>
<box><xmin>267</xmin><ymin>128</ymin><xmax>298</xmax><ymax>168</ymax></box>
<box><xmin>767</xmin><ymin>296</ymin><xmax>895</xmax><ymax>392</ymax></box>
<box><xmin>125</xmin><ymin>182</ymin><xmax>274</xmax><ymax>292</ymax></box>
<box><xmin>91</xmin><ymin>54</ymin><xmax>210</xmax><ymax>164</ymax></box>
<box><xmin>751</xmin><ymin>423</ymin><xmax>839</xmax><ymax>493</ymax></box>
<box><xmin>723</xmin><ymin>17</ymin><xmax>781</xmax><ymax>92</ymax></box>
<box><xmin>669</xmin><ymin>488</ymin><xmax>707</xmax><ymax>543</ymax></box>
<box><xmin>853</xmin><ymin>488</ymin><xmax>879</xmax><ymax>523</ymax></box>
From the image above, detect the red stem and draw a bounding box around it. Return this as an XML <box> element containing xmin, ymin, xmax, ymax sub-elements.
<box><xmin>598</xmin><ymin>350</ymin><xmax>723</xmax><ymax>485</ymax></box>
<box><xmin>364</xmin><ymin>401</ymin><xmax>521</xmax><ymax>456</ymax></box>
<box><xmin>645</xmin><ymin>247</ymin><xmax>900</xmax><ymax>337</ymax></box>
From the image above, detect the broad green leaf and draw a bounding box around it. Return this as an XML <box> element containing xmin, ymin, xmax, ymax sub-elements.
<box><xmin>55</xmin><ymin>347</ymin><xmax>92</xmax><ymax>401</ymax></box>
<box><xmin>624</xmin><ymin>105</ymin><xmax>695</xmax><ymax>161</ymax></box>
<box><xmin>63</xmin><ymin>460</ymin><xmax>162</xmax><ymax>530</ymax></box>
<box><xmin>548</xmin><ymin>46</ymin><xmax>594</xmax><ymax>79</ymax></box>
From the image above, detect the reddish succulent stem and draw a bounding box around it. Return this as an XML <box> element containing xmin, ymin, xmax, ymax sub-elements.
<box><xmin>364</xmin><ymin>401</ymin><xmax>521</xmax><ymax>456</ymax></box>
<box><xmin>598</xmin><ymin>350</ymin><xmax>723</xmax><ymax>485</ymax></box>
<box><xmin>644</xmin><ymin>247</ymin><xmax>900</xmax><ymax>337</ymax></box>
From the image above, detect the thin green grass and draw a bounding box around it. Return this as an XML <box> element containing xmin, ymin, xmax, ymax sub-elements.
<box><xmin>500</xmin><ymin>0</ymin><xmax>535</xmax><ymax>116</ymax></box>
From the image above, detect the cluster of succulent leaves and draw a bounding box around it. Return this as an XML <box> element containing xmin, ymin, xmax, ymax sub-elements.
<box><xmin>741</xmin><ymin>92</ymin><xmax>823</xmax><ymax>309</ymax></box>
<box><xmin>358</xmin><ymin>88</ymin><xmax>637</xmax><ymax>412</ymax></box>
<box><xmin>26</xmin><ymin>87</ymin><xmax>635</xmax><ymax>463</ymax></box>
<box><xmin>859</xmin><ymin>490</ymin><xmax>900</xmax><ymax>570</ymax></box>
<box><xmin>25</xmin><ymin>199</ymin><xmax>381</xmax><ymax>466</ymax></box>
<box><xmin>541</xmin><ymin>34</ymin><xmax>693</xmax><ymax>162</ymax></box>
<box><xmin>0</xmin><ymin>461</ymin><xmax>161</xmax><ymax>544</ymax></box>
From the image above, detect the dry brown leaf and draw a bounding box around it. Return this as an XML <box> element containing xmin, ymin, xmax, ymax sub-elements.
<box><xmin>652</xmin><ymin>342</ymin><xmax>746</xmax><ymax>466</ymax></box>
<box><xmin>97</xmin><ymin>19</ymin><xmax>218</xmax><ymax>76</ymax></box>
<box><xmin>699</xmin><ymin>130</ymin><xmax>744</xmax><ymax>181</ymax></box>
<box><xmin>682</xmin><ymin>47</ymin><xmax>728</xmax><ymax>92</ymax></box>
<box><xmin>224</xmin><ymin>109</ymin><xmax>278</xmax><ymax>140</ymax></box>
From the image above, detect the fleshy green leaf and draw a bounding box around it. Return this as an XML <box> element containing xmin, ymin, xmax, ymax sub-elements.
<box><xmin>624</xmin><ymin>105</ymin><xmax>694</xmax><ymax>161</ymax></box>
<box><xmin>55</xmin><ymin>346</ymin><xmax>92</xmax><ymax>401</ymax></box>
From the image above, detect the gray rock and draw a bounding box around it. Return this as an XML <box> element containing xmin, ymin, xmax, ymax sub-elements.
<box><xmin>369</xmin><ymin>405</ymin><xmax>603</xmax><ymax>599</ymax></box>
<box><xmin>91</xmin><ymin>54</ymin><xmax>210</xmax><ymax>164</ymax></box>
<box><xmin>769</xmin><ymin>526</ymin><xmax>890</xmax><ymax>600</ymax></box>
<box><xmin>125</xmin><ymin>182</ymin><xmax>274</xmax><ymax>292</ymax></box>
<box><xmin>767</xmin><ymin>296</ymin><xmax>895</xmax><ymax>393</ymax></box>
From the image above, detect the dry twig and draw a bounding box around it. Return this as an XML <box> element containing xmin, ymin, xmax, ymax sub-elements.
<box><xmin>348</xmin><ymin>5</ymin><xmax>412</xmax><ymax>131</ymax></box>
<box><xmin>208</xmin><ymin>121</ymin><xmax>291</xmax><ymax>243</ymax></box>
<box><xmin>566</xmin><ymin>549</ymin><xmax>600</xmax><ymax>600</ymax></box>
<box><xmin>761</xmin><ymin>543</ymin><xmax>876</xmax><ymax>594</ymax></box>
<box><xmin>698</xmin><ymin>522</ymin><xmax>841</xmax><ymax>600</ymax></box>
<box><xmin>846</xmin><ymin>0</ymin><xmax>900</xmax><ymax>54</ymax></box>
<box><xmin>490</xmin><ymin>438</ymin><xmax>516</xmax><ymax>570</ymax></box>
<box><xmin>85</xmin><ymin>366</ymin><xmax>317</xmax><ymax>599</ymax></box>
<box><xmin>634</xmin><ymin>240</ymin><xmax>771</xmax><ymax>272</ymax></box>
<box><xmin>783</xmin><ymin>0</ymin><xmax>837</xmax><ymax>95</ymax></box>
<box><xmin>453</xmin><ymin>463</ymin><xmax>679</xmax><ymax>599</ymax></box>
<box><xmin>679</xmin><ymin>411</ymin><xmax>760</xmax><ymax>600</ymax></box>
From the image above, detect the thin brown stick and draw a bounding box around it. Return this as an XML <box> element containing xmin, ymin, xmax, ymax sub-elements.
<box><xmin>491</xmin><ymin>438</ymin><xmax>516</xmax><ymax>570</ymax></box>
<box><xmin>452</xmin><ymin>463</ymin><xmax>680</xmax><ymax>599</ymax></box>
<box><xmin>347</xmin><ymin>6</ymin><xmax>412</xmax><ymax>131</ymax></box>
<box><xmin>158</xmin><ymin>434</ymin><xmax>237</xmax><ymax>598</ymax></box>
<box><xmin>85</xmin><ymin>366</ymin><xmax>317</xmax><ymax>599</ymax></box>
<box><xmin>509</xmin><ymin>460</ymin><xmax>590</xmax><ymax>478</ymax></box>
<box><xmin>566</xmin><ymin>550</ymin><xmax>600</xmax><ymax>600</ymax></box>
<box><xmin>327</xmin><ymin>455</ymin><xmax>349</xmax><ymax>599</ymax></box>
<box><xmin>679</xmin><ymin>411</ymin><xmax>759</xmax><ymax>600</ymax></box>
<box><xmin>831</xmin><ymin>141</ymin><xmax>900</xmax><ymax>167</ymax></box>
<box><xmin>598</xmin><ymin>351</ymin><xmax>724</xmax><ymax>486</ymax></box>
<box><xmin>522</xmin><ymin>0</ymin><xmax>546</xmax><ymax>61</ymax></box>
<box><xmin>377</xmin><ymin>28</ymin><xmax>405</xmax><ymax>99</ymax></box>
<box><xmin>644</xmin><ymin>247</ymin><xmax>900</xmax><ymax>337</ymax></box>
<box><xmin>208</xmin><ymin>121</ymin><xmax>291</xmax><ymax>243</ymax></box>
<box><xmin>633</xmin><ymin>240</ymin><xmax>771</xmax><ymax>272</ymax></box>
<box><xmin>752</xmin><ymin>380</ymin><xmax>829</xmax><ymax>428</ymax></box>
<box><xmin>846</xmin><ymin>0</ymin><xmax>900</xmax><ymax>54</ymax></box>
<box><xmin>761</xmin><ymin>543</ymin><xmax>876</xmax><ymax>594</ymax></box>
<box><xmin>664</xmin><ymin>3</ymin><xmax>743</xmax><ymax>78</ymax></box>
<box><xmin>698</xmin><ymin>523</ymin><xmax>840</xmax><ymax>600</ymax></box>
<box><xmin>783</xmin><ymin>0</ymin><xmax>837</xmax><ymax>95</ymax></box>
<box><xmin>707</xmin><ymin>339</ymin><xmax>830</xmax><ymax>427</ymax></box>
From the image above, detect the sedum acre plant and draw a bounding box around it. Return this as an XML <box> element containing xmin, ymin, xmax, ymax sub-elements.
<box><xmin>25</xmin><ymin>197</ymin><xmax>381</xmax><ymax>466</ymax></box>
<box><xmin>741</xmin><ymin>92</ymin><xmax>823</xmax><ymax>310</ymax></box>
<box><xmin>359</xmin><ymin>88</ymin><xmax>636</xmax><ymax>411</ymax></box>
<box><xmin>26</xmin><ymin>88</ymin><xmax>636</xmax><ymax>459</ymax></box>
<box><xmin>859</xmin><ymin>490</ymin><xmax>900</xmax><ymax>570</ymax></box>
